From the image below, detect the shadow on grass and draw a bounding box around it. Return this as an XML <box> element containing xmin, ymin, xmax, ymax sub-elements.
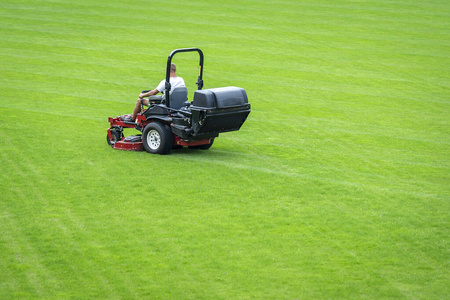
<box><xmin>170</xmin><ymin>147</ymin><xmax>225</xmax><ymax>156</ymax></box>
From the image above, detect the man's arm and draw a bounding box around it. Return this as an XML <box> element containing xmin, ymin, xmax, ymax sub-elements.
<box><xmin>139</xmin><ymin>89</ymin><xmax>159</xmax><ymax>98</ymax></box>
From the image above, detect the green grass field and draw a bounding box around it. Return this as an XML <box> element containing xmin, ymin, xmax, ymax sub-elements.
<box><xmin>1</xmin><ymin>0</ymin><xmax>449</xmax><ymax>298</ymax></box>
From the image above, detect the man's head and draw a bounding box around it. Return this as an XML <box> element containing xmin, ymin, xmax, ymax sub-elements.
<box><xmin>170</xmin><ymin>63</ymin><xmax>177</xmax><ymax>74</ymax></box>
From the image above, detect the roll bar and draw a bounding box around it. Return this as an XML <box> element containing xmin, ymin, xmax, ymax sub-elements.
<box><xmin>165</xmin><ymin>48</ymin><xmax>204</xmax><ymax>107</ymax></box>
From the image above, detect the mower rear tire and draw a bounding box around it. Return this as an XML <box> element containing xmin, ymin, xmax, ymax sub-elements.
<box><xmin>143</xmin><ymin>122</ymin><xmax>173</xmax><ymax>154</ymax></box>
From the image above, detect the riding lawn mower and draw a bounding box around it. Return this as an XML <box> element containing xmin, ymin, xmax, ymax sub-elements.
<box><xmin>106</xmin><ymin>48</ymin><xmax>251</xmax><ymax>155</ymax></box>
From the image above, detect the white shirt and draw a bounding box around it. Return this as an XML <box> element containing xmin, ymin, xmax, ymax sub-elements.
<box><xmin>156</xmin><ymin>77</ymin><xmax>185</xmax><ymax>93</ymax></box>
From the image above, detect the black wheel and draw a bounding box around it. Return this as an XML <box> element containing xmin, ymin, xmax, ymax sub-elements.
<box><xmin>107</xmin><ymin>128</ymin><xmax>123</xmax><ymax>146</ymax></box>
<box><xmin>142</xmin><ymin>122</ymin><xmax>173</xmax><ymax>154</ymax></box>
<box><xmin>189</xmin><ymin>138</ymin><xmax>214</xmax><ymax>150</ymax></box>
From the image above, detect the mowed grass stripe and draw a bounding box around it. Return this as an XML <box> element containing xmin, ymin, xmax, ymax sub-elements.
<box><xmin>0</xmin><ymin>45</ymin><xmax>154</xmax><ymax>73</ymax></box>
<box><xmin>1</xmin><ymin>12</ymin><xmax>447</xmax><ymax>59</ymax></box>
<box><xmin>1</xmin><ymin>55</ymin><xmax>446</xmax><ymax>117</ymax></box>
<box><xmin>22</xmin><ymin>0</ymin><xmax>448</xmax><ymax>14</ymax></box>
<box><xmin>0</xmin><ymin>14</ymin><xmax>446</xmax><ymax>86</ymax></box>
<box><xmin>2</xmin><ymin>0</ymin><xmax>446</xmax><ymax>37</ymax></box>
<box><xmin>3</xmin><ymin>35</ymin><xmax>446</xmax><ymax>89</ymax></box>
<box><xmin>0</xmin><ymin>72</ymin><xmax>131</xmax><ymax>103</ymax></box>
<box><xmin>1</xmin><ymin>49</ymin><xmax>446</xmax><ymax>106</ymax></box>
<box><xmin>4</xmin><ymin>53</ymin><xmax>442</xmax><ymax>103</ymax></box>
<box><xmin>12</xmin><ymin>0</ymin><xmax>448</xmax><ymax>33</ymax></box>
<box><xmin>0</xmin><ymin>53</ymin><xmax>151</xmax><ymax>92</ymax></box>
<box><xmin>2</xmin><ymin>0</ymin><xmax>445</xmax><ymax>53</ymax></box>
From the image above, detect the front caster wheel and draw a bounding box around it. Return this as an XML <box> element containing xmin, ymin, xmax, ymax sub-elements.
<box><xmin>107</xmin><ymin>128</ymin><xmax>123</xmax><ymax>146</ymax></box>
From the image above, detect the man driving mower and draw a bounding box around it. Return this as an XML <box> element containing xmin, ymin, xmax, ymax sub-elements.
<box><xmin>121</xmin><ymin>63</ymin><xmax>185</xmax><ymax>122</ymax></box>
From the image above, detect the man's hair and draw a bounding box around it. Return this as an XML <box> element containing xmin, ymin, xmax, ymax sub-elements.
<box><xmin>170</xmin><ymin>63</ymin><xmax>177</xmax><ymax>73</ymax></box>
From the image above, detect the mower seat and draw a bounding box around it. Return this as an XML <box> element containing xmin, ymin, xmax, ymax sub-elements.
<box><xmin>168</xmin><ymin>86</ymin><xmax>188</xmax><ymax>110</ymax></box>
